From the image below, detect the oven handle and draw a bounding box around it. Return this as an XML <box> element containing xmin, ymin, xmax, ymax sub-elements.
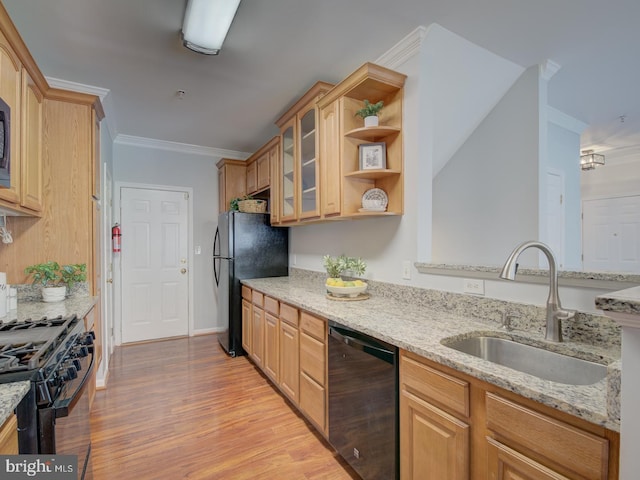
<box><xmin>54</xmin><ymin>345</ymin><xmax>95</xmax><ymax>419</ymax></box>
<box><xmin>329</xmin><ymin>326</ymin><xmax>395</xmax><ymax>364</ymax></box>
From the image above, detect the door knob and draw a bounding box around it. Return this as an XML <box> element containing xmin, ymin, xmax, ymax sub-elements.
<box><xmin>106</xmin><ymin>278</ymin><xmax>113</xmax><ymax>284</ymax></box>
<box><xmin>181</xmin><ymin>268</ymin><xmax>187</xmax><ymax>274</ymax></box>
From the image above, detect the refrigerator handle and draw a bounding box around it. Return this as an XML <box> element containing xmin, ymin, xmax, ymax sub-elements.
<box><xmin>213</xmin><ymin>227</ymin><xmax>220</xmax><ymax>286</ymax></box>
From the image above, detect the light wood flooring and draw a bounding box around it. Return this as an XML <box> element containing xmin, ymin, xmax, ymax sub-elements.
<box><xmin>90</xmin><ymin>334</ymin><xmax>359</xmax><ymax>479</ymax></box>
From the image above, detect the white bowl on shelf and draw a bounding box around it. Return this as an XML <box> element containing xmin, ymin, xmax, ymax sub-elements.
<box><xmin>326</xmin><ymin>283</ymin><xmax>368</xmax><ymax>298</ymax></box>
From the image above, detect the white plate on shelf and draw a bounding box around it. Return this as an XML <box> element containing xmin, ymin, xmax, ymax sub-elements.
<box><xmin>361</xmin><ymin>188</ymin><xmax>388</xmax><ymax>210</ymax></box>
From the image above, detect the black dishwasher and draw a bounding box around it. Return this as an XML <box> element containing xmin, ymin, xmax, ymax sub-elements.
<box><xmin>328</xmin><ymin>321</ymin><xmax>398</xmax><ymax>480</ymax></box>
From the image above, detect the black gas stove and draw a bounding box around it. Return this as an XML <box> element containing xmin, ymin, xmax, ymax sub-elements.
<box><xmin>0</xmin><ymin>314</ymin><xmax>95</xmax><ymax>479</ymax></box>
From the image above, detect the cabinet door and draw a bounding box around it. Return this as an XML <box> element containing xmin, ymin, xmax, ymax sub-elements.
<box><xmin>91</xmin><ymin>109</ymin><xmax>100</xmax><ymax>200</ymax></box>
<box><xmin>279</xmin><ymin>319</ymin><xmax>299</xmax><ymax>405</ymax></box>
<box><xmin>400</xmin><ymin>389</ymin><xmax>469</xmax><ymax>480</ymax></box>
<box><xmin>280</xmin><ymin>118</ymin><xmax>296</xmax><ymax>222</ymax></box>
<box><xmin>298</xmin><ymin>105</ymin><xmax>320</xmax><ymax>219</ymax></box>
<box><xmin>241</xmin><ymin>299</ymin><xmax>252</xmax><ymax>354</ymax></box>
<box><xmin>264</xmin><ymin>311</ymin><xmax>279</xmax><ymax>382</ymax></box>
<box><xmin>486</xmin><ymin>437</ymin><xmax>570</xmax><ymax>480</ymax></box>
<box><xmin>0</xmin><ymin>415</ymin><xmax>18</xmax><ymax>454</ymax></box>
<box><xmin>269</xmin><ymin>142</ymin><xmax>280</xmax><ymax>225</ymax></box>
<box><xmin>246</xmin><ymin>159</ymin><xmax>257</xmax><ymax>194</ymax></box>
<box><xmin>20</xmin><ymin>68</ymin><xmax>43</xmax><ymax>212</ymax></box>
<box><xmin>251</xmin><ymin>306</ymin><xmax>264</xmax><ymax>367</ymax></box>
<box><xmin>257</xmin><ymin>152</ymin><xmax>270</xmax><ymax>191</ymax></box>
<box><xmin>0</xmin><ymin>31</ymin><xmax>22</xmax><ymax>204</ymax></box>
<box><xmin>319</xmin><ymin>98</ymin><xmax>341</xmax><ymax>217</ymax></box>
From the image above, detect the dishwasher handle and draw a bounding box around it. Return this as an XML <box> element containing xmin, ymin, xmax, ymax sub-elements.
<box><xmin>329</xmin><ymin>326</ymin><xmax>396</xmax><ymax>365</ymax></box>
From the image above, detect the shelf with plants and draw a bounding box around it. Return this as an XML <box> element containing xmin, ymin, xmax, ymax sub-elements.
<box><xmin>317</xmin><ymin>63</ymin><xmax>406</xmax><ymax>219</ymax></box>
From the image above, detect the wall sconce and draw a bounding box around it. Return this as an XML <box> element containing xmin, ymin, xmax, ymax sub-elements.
<box><xmin>580</xmin><ymin>149</ymin><xmax>605</xmax><ymax>171</ymax></box>
<box><xmin>182</xmin><ymin>0</ymin><xmax>241</xmax><ymax>55</ymax></box>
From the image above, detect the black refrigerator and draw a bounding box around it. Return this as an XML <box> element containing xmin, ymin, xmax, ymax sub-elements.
<box><xmin>214</xmin><ymin>211</ymin><xmax>289</xmax><ymax>356</ymax></box>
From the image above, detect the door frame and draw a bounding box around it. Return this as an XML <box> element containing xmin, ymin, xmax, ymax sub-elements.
<box><xmin>113</xmin><ymin>181</ymin><xmax>194</xmax><ymax>346</ymax></box>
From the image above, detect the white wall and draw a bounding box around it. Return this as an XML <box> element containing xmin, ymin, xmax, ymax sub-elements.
<box><xmin>581</xmin><ymin>150</ymin><xmax>640</xmax><ymax>200</ymax></box>
<box><xmin>112</xmin><ymin>142</ymin><xmax>222</xmax><ymax>332</ymax></box>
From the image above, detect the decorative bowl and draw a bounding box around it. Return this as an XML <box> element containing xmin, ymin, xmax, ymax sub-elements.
<box><xmin>326</xmin><ymin>283</ymin><xmax>368</xmax><ymax>298</ymax></box>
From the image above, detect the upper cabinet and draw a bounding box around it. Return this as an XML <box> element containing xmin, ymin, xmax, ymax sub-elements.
<box><xmin>318</xmin><ymin>63</ymin><xmax>406</xmax><ymax>219</ymax></box>
<box><xmin>0</xmin><ymin>6</ymin><xmax>49</xmax><ymax>216</ymax></box>
<box><xmin>217</xmin><ymin>158</ymin><xmax>247</xmax><ymax>214</ymax></box>
<box><xmin>275</xmin><ymin>82</ymin><xmax>334</xmax><ymax>224</ymax></box>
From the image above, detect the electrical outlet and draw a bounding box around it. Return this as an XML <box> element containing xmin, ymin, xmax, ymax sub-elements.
<box><xmin>402</xmin><ymin>260</ymin><xmax>411</xmax><ymax>280</ymax></box>
<box><xmin>463</xmin><ymin>278</ymin><xmax>485</xmax><ymax>295</ymax></box>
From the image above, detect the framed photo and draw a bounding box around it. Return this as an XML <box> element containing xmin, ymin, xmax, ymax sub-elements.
<box><xmin>359</xmin><ymin>142</ymin><xmax>387</xmax><ymax>170</ymax></box>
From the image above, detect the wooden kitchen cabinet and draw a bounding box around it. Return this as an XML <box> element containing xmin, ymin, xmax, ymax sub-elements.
<box><xmin>275</xmin><ymin>82</ymin><xmax>333</xmax><ymax>224</ymax></box>
<box><xmin>20</xmin><ymin>67</ymin><xmax>43</xmax><ymax>212</ymax></box>
<box><xmin>241</xmin><ymin>286</ymin><xmax>252</xmax><ymax>354</ymax></box>
<box><xmin>263</xmin><ymin>296</ymin><xmax>280</xmax><ymax>382</ymax></box>
<box><xmin>246</xmin><ymin>159</ymin><xmax>257</xmax><ymax>194</ymax></box>
<box><xmin>400</xmin><ymin>352</ymin><xmax>470</xmax><ymax>480</ymax></box>
<box><xmin>299</xmin><ymin>311</ymin><xmax>327</xmax><ymax>433</ymax></box>
<box><xmin>0</xmin><ymin>414</ymin><xmax>18</xmax><ymax>454</ymax></box>
<box><xmin>217</xmin><ymin>158</ymin><xmax>247</xmax><ymax>213</ymax></box>
<box><xmin>279</xmin><ymin>302</ymin><xmax>299</xmax><ymax>405</ymax></box>
<box><xmin>251</xmin><ymin>291</ymin><xmax>264</xmax><ymax>368</ymax></box>
<box><xmin>399</xmin><ymin>350</ymin><xmax>619</xmax><ymax>480</ymax></box>
<box><xmin>317</xmin><ymin>63</ymin><xmax>406</xmax><ymax>219</ymax></box>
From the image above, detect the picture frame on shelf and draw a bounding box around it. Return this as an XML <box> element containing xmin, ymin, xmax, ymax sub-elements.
<box><xmin>359</xmin><ymin>142</ymin><xmax>387</xmax><ymax>170</ymax></box>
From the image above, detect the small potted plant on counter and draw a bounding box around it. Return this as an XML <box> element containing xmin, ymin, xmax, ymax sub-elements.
<box><xmin>355</xmin><ymin>99</ymin><xmax>384</xmax><ymax>127</ymax></box>
<box><xmin>323</xmin><ymin>255</ymin><xmax>368</xmax><ymax>298</ymax></box>
<box><xmin>24</xmin><ymin>261</ymin><xmax>87</xmax><ymax>302</ymax></box>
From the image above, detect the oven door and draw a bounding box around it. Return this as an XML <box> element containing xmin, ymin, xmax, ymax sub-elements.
<box><xmin>39</xmin><ymin>347</ymin><xmax>94</xmax><ymax>480</ymax></box>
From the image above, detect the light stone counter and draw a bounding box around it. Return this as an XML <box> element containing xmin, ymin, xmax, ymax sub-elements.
<box><xmin>243</xmin><ymin>274</ymin><xmax>621</xmax><ymax>431</ymax></box>
<box><xmin>596</xmin><ymin>286</ymin><xmax>640</xmax><ymax>316</ymax></box>
<box><xmin>0</xmin><ymin>381</ymin><xmax>30</xmax><ymax>426</ymax></box>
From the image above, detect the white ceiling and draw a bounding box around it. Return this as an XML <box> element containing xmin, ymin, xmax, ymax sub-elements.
<box><xmin>4</xmin><ymin>0</ymin><xmax>640</xmax><ymax>159</ymax></box>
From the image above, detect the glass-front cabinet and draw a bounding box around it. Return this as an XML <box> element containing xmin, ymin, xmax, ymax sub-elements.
<box><xmin>299</xmin><ymin>107</ymin><xmax>318</xmax><ymax>219</ymax></box>
<box><xmin>280</xmin><ymin>120</ymin><xmax>296</xmax><ymax>222</ymax></box>
<box><xmin>275</xmin><ymin>81</ymin><xmax>333</xmax><ymax>225</ymax></box>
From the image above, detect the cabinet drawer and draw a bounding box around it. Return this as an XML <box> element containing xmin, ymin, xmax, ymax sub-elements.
<box><xmin>486</xmin><ymin>392</ymin><xmax>608</xmax><ymax>480</ymax></box>
<box><xmin>252</xmin><ymin>290</ymin><xmax>264</xmax><ymax>307</ymax></box>
<box><xmin>300</xmin><ymin>332</ymin><xmax>325</xmax><ymax>386</ymax></box>
<box><xmin>241</xmin><ymin>285</ymin><xmax>251</xmax><ymax>300</ymax></box>
<box><xmin>400</xmin><ymin>352</ymin><xmax>469</xmax><ymax>418</ymax></box>
<box><xmin>300</xmin><ymin>371</ymin><xmax>326</xmax><ymax>432</ymax></box>
<box><xmin>300</xmin><ymin>312</ymin><xmax>326</xmax><ymax>342</ymax></box>
<box><xmin>264</xmin><ymin>296</ymin><xmax>279</xmax><ymax>316</ymax></box>
<box><xmin>280</xmin><ymin>303</ymin><xmax>299</xmax><ymax>327</ymax></box>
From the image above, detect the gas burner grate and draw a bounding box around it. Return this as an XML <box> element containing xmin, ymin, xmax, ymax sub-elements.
<box><xmin>0</xmin><ymin>342</ymin><xmax>43</xmax><ymax>372</ymax></box>
<box><xmin>0</xmin><ymin>316</ymin><xmax>65</xmax><ymax>331</ymax></box>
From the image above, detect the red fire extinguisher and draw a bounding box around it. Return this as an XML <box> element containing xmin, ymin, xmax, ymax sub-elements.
<box><xmin>112</xmin><ymin>223</ymin><xmax>121</xmax><ymax>253</ymax></box>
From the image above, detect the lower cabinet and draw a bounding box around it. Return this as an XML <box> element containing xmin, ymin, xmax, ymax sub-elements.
<box><xmin>279</xmin><ymin>303</ymin><xmax>299</xmax><ymax>405</ymax></box>
<box><xmin>0</xmin><ymin>414</ymin><xmax>18</xmax><ymax>454</ymax></box>
<box><xmin>299</xmin><ymin>312</ymin><xmax>327</xmax><ymax>434</ymax></box>
<box><xmin>263</xmin><ymin>296</ymin><xmax>280</xmax><ymax>383</ymax></box>
<box><xmin>250</xmin><ymin>290</ymin><xmax>264</xmax><ymax>368</ymax></box>
<box><xmin>400</xmin><ymin>350</ymin><xmax>619</xmax><ymax>480</ymax></box>
<box><xmin>241</xmin><ymin>298</ymin><xmax>252</xmax><ymax>354</ymax></box>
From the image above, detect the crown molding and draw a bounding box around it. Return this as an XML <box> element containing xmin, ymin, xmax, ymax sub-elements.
<box><xmin>375</xmin><ymin>26</ymin><xmax>427</xmax><ymax>69</ymax></box>
<box><xmin>114</xmin><ymin>134</ymin><xmax>250</xmax><ymax>159</ymax></box>
<box><xmin>539</xmin><ymin>59</ymin><xmax>561</xmax><ymax>81</ymax></box>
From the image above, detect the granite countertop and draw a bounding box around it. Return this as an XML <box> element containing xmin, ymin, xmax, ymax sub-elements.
<box><xmin>596</xmin><ymin>286</ymin><xmax>640</xmax><ymax>316</ymax></box>
<box><xmin>0</xmin><ymin>381</ymin><xmax>30</xmax><ymax>426</ymax></box>
<box><xmin>0</xmin><ymin>295</ymin><xmax>98</xmax><ymax>425</ymax></box>
<box><xmin>243</xmin><ymin>276</ymin><xmax>621</xmax><ymax>431</ymax></box>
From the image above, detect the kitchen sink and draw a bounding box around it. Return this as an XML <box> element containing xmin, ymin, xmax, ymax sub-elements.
<box><xmin>442</xmin><ymin>335</ymin><xmax>608</xmax><ymax>385</ymax></box>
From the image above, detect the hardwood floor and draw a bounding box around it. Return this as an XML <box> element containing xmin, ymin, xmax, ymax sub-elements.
<box><xmin>90</xmin><ymin>334</ymin><xmax>359</xmax><ymax>479</ymax></box>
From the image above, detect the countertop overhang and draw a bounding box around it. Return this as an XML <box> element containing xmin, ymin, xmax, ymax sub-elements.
<box><xmin>243</xmin><ymin>276</ymin><xmax>620</xmax><ymax>431</ymax></box>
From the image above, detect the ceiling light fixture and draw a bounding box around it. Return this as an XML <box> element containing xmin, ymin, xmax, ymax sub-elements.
<box><xmin>580</xmin><ymin>149</ymin><xmax>605</xmax><ymax>171</ymax></box>
<box><xmin>182</xmin><ymin>0</ymin><xmax>241</xmax><ymax>55</ymax></box>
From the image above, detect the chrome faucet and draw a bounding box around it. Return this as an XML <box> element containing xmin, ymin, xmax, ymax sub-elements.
<box><xmin>499</xmin><ymin>241</ymin><xmax>575</xmax><ymax>342</ymax></box>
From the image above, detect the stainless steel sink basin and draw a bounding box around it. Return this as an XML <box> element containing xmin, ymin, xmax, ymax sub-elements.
<box><xmin>443</xmin><ymin>335</ymin><xmax>607</xmax><ymax>385</ymax></box>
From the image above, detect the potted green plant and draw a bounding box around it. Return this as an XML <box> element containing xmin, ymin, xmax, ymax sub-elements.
<box><xmin>323</xmin><ymin>255</ymin><xmax>368</xmax><ymax>297</ymax></box>
<box><xmin>355</xmin><ymin>99</ymin><xmax>384</xmax><ymax>127</ymax></box>
<box><xmin>24</xmin><ymin>261</ymin><xmax>87</xmax><ymax>302</ymax></box>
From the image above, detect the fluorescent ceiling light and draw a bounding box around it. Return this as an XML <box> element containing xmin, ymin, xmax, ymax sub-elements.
<box><xmin>182</xmin><ymin>0</ymin><xmax>241</xmax><ymax>55</ymax></box>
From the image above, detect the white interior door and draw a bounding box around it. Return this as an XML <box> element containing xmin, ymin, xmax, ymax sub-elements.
<box><xmin>545</xmin><ymin>170</ymin><xmax>565</xmax><ymax>268</ymax></box>
<box><xmin>121</xmin><ymin>187</ymin><xmax>189</xmax><ymax>343</ymax></box>
<box><xmin>583</xmin><ymin>195</ymin><xmax>640</xmax><ymax>273</ymax></box>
